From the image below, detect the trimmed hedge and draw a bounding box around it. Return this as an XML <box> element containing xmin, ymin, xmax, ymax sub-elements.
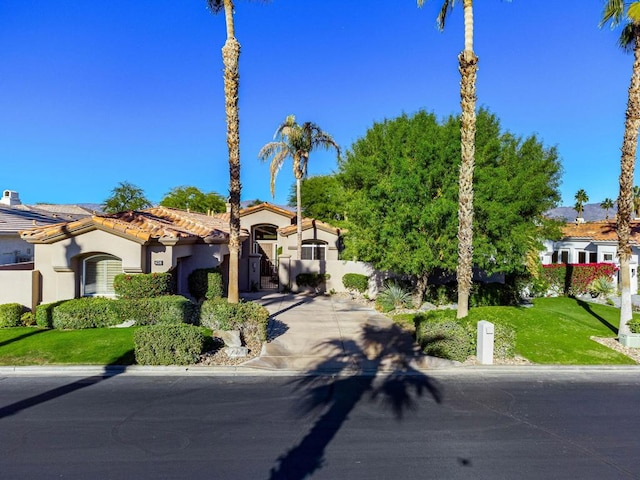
<box><xmin>0</xmin><ymin>303</ymin><xmax>24</xmax><ymax>328</ymax></box>
<box><xmin>199</xmin><ymin>298</ymin><xmax>269</xmax><ymax>343</ymax></box>
<box><xmin>113</xmin><ymin>296</ymin><xmax>198</xmax><ymax>326</ymax></box>
<box><xmin>35</xmin><ymin>301</ymin><xmax>65</xmax><ymax>328</ymax></box>
<box><xmin>541</xmin><ymin>263</ymin><xmax>618</xmax><ymax>296</ymax></box>
<box><xmin>342</xmin><ymin>273</ymin><xmax>369</xmax><ymax>293</ymax></box>
<box><xmin>52</xmin><ymin>297</ymin><xmax>121</xmax><ymax>329</ymax></box>
<box><xmin>188</xmin><ymin>268</ymin><xmax>223</xmax><ymax>301</ymax></box>
<box><xmin>113</xmin><ymin>272</ymin><xmax>174</xmax><ymax>299</ymax></box>
<box><xmin>134</xmin><ymin>324</ymin><xmax>206</xmax><ymax>365</ymax></box>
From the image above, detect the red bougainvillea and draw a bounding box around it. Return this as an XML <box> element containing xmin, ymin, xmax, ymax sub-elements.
<box><xmin>541</xmin><ymin>263</ymin><xmax>618</xmax><ymax>296</ymax></box>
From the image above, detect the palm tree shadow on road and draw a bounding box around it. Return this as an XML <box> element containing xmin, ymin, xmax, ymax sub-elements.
<box><xmin>267</xmin><ymin>322</ymin><xmax>443</xmax><ymax>480</ymax></box>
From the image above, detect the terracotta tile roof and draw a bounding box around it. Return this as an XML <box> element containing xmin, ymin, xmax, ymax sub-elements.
<box><xmin>560</xmin><ymin>220</ymin><xmax>640</xmax><ymax>243</ymax></box>
<box><xmin>279</xmin><ymin>218</ymin><xmax>341</xmax><ymax>237</ymax></box>
<box><xmin>21</xmin><ymin>206</ymin><xmax>249</xmax><ymax>244</ymax></box>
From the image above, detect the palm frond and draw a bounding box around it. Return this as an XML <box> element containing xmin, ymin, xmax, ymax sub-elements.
<box><xmin>600</xmin><ymin>0</ymin><xmax>626</xmax><ymax>28</ymax></box>
<box><xmin>206</xmin><ymin>0</ymin><xmax>225</xmax><ymax>14</ymax></box>
<box><xmin>619</xmin><ymin>23</ymin><xmax>637</xmax><ymax>52</ymax></box>
<box><xmin>437</xmin><ymin>0</ymin><xmax>456</xmax><ymax>31</ymax></box>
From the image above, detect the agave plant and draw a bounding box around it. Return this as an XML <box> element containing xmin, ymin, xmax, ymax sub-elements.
<box><xmin>377</xmin><ymin>282</ymin><xmax>412</xmax><ymax>310</ymax></box>
<box><xmin>587</xmin><ymin>276</ymin><xmax>615</xmax><ymax>298</ymax></box>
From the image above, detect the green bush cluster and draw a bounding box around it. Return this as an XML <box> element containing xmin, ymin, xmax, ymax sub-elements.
<box><xmin>200</xmin><ymin>298</ymin><xmax>269</xmax><ymax>343</ymax></box>
<box><xmin>52</xmin><ymin>297</ymin><xmax>121</xmax><ymax>329</ymax></box>
<box><xmin>21</xmin><ymin>311</ymin><xmax>36</xmax><ymax>326</ymax></box>
<box><xmin>0</xmin><ymin>303</ymin><xmax>24</xmax><ymax>328</ymax></box>
<box><xmin>470</xmin><ymin>282</ymin><xmax>521</xmax><ymax>307</ymax></box>
<box><xmin>134</xmin><ymin>324</ymin><xmax>206</xmax><ymax>365</ymax></box>
<box><xmin>415</xmin><ymin>311</ymin><xmax>516</xmax><ymax>362</ymax></box>
<box><xmin>541</xmin><ymin>263</ymin><xmax>618</xmax><ymax>296</ymax></box>
<box><xmin>628</xmin><ymin>319</ymin><xmax>640</xmax><ymax>334</ymax></box>
<box><xmin>35</xmin><ymin>301</ymin><xmax>65</xmax><ymax>328</ymax></box>
<box><xmin>342</xmin><ymin>273</ymin><xmax>369</xmax><ymax>293</ymax></box>
<box><xmin>188</xmin><ymin>268</ymin><xmax>223</xmax><ymax>301</ymax></box>
<box><xmin>113</xmin><ymin>272</ymin><xmax>174</xmax><ymax>299</ymax></box>
<box><xmin>296</xmin><ymin>273</ymin><xmax>330</xmax><ymax>289</ymax></box>
<box><xmin>114</xmin><ymin>296</ymin><xmax>198</xmax><ymax>326</ymax></box>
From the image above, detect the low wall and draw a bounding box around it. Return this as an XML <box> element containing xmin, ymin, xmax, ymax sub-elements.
<box><xmin>0</xmin><ymin>270</ymin><xmax>35</xmax><ymax>309</ymax></box>
<box><xmin>278</xmin><ymin>257</ymin><xmax>382</xmax><ymax>295</ymax></box>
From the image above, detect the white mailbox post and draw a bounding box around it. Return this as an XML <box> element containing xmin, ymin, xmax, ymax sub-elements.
<box><xmin>477</xmin><ymin>320</ymin><xmax>494</xmax><ymax>365</ymax></box>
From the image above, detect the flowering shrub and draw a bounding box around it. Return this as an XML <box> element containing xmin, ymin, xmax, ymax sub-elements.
<box><xmin>541</xmin><ymin>263</ymin><xmax>618</xmax><ymax>296</ymax></box>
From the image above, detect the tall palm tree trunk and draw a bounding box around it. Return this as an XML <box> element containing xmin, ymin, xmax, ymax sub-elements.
<box><xmin>222</xmin><ymin>0</ymin><xmax>241</xmax><ymax>303</ymax></box>
<box><xmin>456</xmin><ymin>0</ymin><xmax>477</xmax><ymax>319</ymax></box>
<box><xmin>296</xmin><ymin>175</ymin><xmax>303</xmax><ymax>259</ymax></box>
<box><xmin>617</xmin><ymin>25</ymin><xmax>640</xmax><ymax>336</ymax></box>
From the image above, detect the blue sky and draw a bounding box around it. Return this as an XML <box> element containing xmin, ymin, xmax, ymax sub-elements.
<box><xmin>0</xmin><ymin>0</ymin><xmax>632</xmax><ymax>208</ymax></box>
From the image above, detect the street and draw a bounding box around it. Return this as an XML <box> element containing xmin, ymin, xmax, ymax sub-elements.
<box><xmin>0</xmin><ymin>370</ymin><xmax>639</xmax><ymax>479</ymax></box>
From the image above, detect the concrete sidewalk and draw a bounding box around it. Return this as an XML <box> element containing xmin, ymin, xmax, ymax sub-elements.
<box><xmin>240</xmin><ymin>292</ymin><xmax>456</xmax><ymax>374</ymax></box>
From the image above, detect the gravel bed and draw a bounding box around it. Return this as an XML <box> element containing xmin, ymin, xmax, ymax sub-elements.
<box><xmin>590</xmin><ymin>336</ymin><xmax>640</xmax><ymax>364</ymax></box>
<box><xmin>197</xmin><ymin>336</ymin><xmax>262</xmax><ymax>366</ymax></box>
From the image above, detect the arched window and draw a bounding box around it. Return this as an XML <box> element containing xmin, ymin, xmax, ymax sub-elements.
<box><xmin>83</xmin><ymin>254</ymin><xmax>122</xmax><ymax>297</ymax></box>
<box><xmin>301</xmin><ymin>240</ymin><xmax>327</xmax><ymax>260</ymax></box>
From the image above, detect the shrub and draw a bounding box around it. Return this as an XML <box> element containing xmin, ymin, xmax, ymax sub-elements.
<box><xmin>491</xmin><ymin>323</ymin><xmax>517</xmax><ymax>359</ymax></box>
<box><xmin>425</xmin><ymin>283</ymin><xmax>457</xmax><ymax>306</ymax></box>
<box><xmin>199</xmin><ymin>298</ymin><xmax>269</xmax><ymax>343</ymax></box>
<box><xmin>52</xmin><ymin>297</ymin><xmax>120</xmax><ymax>329</ymax></box>
<box><xmin>342</xmin><ymin>273</ymin><xmax>369</xmax><ymax>294</ymax></box>
<box><xmin>541</xmin><ymin>263</ymin><xmax>618</xmax><ymax>296</ymax></box>
<box><xmin>0</xmin><ymin>303</ymin><xmax>24</xmax><ymax>328</ymax></box>
<box><xmin>113</xmin><ymin>296</ymin><xmax>198</xmax><ymax>326</ymax></box>
<box><xmin>134</xmin><ymin>324</ymin><xmax>206</xmax><ymax>365</ymax></box>
<box><xmin>296</xmin><ymin>273</ymin><xmax>331</xmax><ymax>290</ymax></box>
<box><xmin>628</xmin><ymin>319</ymin><xmax>640</xmax><ymax>334</ymax></box>
<box><xmin>188</xmin><ymin>268</ymin><xmax>223</xmax><ymax>301</ymax></box>
<box><xmin>416</xmin><ymin>314</ymin><xmax>474</xmax><ymax>363</ymax></box>
<box><xmin>376</xmin><ymin>282</ymin><xmax>412</xmax><ymax>311</ymax></box>
<box><xmin>587</xmin><ymin>276</ymin><xmax>615</xmax><ymax>298</ymax></box>
<box><xmin>113</xmin><ymin>272</ymin><xmax>174</xmax><ymax>299</ymax></box>
<box><xmin>470</xmin><ymin>282</ymin><xmax>521</xmax><ymax>307</ymax></box>
<box><xmin>35</xmin><ymin>301</ymin><xmax>65</xmax><ymax>328</ymax></box>
<box><xmin>21</xmin><ymin>311</ymin><xmax>36</xmax><ymax>326</ymax></box>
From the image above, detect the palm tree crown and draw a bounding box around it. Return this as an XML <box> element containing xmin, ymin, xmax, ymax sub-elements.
<box><xmin>574</xmin><ymin>189</ymin><xmax>589</xmax><ymax>217</ymax></box>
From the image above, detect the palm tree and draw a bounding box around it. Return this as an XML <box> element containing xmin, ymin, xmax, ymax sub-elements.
<box><xmin>258</xmin><ymin>115</ymin><xmax>340</xmax><ymax>259</ymax></box>
<box><xmin>601</xmin><ymin>197</ymin><xmax>615</xmax><ymax>219</ymax></box>
<box><xmin>206</xmin><ymin>0</ymin><xmax>242</xmax><ymax>303</ymax></box>
<box><xmin>600</xmin><ymin>0</ymin><xmax>640</xmax><ymax>336</ymax></box>
<box><xmin>574</xmin><ymin>189</ymin><xmax>589</xmax><ymax>219</ymax></box>
<box><xmin>417</xmin><ymin>0</ymin><xmax>478</xmax><ymax>319</ymax></box>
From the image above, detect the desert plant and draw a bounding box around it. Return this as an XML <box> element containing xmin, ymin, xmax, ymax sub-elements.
<box><xmin>376</xmin><ymin>282</ymin><xmax>412</xmax><ymax>311</ymax></box>
<box><xmin>342</xmin><ymin>273</ymin><xmax>369</xmax><ymax>294</ymax></box>
<box><xmin>0</xmin><ymin>303</ymin><xmax>24</xmax><ymax>328</ymax></box>
<box><xmin>134</xmin><ymin>324</ymin><xmax>206</xmax><ymax>365</ymax></box>
<box><xmin>587</xmin><ymin>276</ymin><xmax>615</xmax><ymax>298</ymax></box>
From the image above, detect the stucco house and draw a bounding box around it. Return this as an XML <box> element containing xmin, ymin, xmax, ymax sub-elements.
<box><xmin>540</xmin><ymin>220</ymin><xmax>636</xmax><ymax>292</ymax></box>
<box><xmin>6</xmin><ymin>202</ymin><xmax>349</xmax><ymax>309</ymax></box>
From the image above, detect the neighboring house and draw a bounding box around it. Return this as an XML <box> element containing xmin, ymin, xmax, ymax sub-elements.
<box><xmin>20</xmin><ymin>206</ymin><xmax>248</xmax><ymax>304</ymax></box>
<box><xmin>540</xmin><ymin>220</ymin><xmax>634</xmax><ymax>292</ymax></box>
<box><xmin>0</xmin><ymin>190</ymin><xmax>92</xmax><ymax>268</ymax></box>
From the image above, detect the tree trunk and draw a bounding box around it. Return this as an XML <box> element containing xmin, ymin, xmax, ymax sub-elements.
<box><xmin>222</xmin><ymin>0</ymin><xmax>241</xmax><ymax>304</ymax></box>
<box><xmin>617</xmin><ymin>25</ymin><xmax>640</xmax><ymax>336</ymax></box>
<box><xmin>413</xmin><ymin>273</ymin><xmax>429</xmax><ymax>308</ymax></box>
<box><xmin>296</xmin><ymin>176</ymin><xmax>303</xmax><ymax>260</ymax></box>
<box><xmin>456</xmin><ymin>47</ymin><xmax>478</xmax><ymax>319</ymax></box>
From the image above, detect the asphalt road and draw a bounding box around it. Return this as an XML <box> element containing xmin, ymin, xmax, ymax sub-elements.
<box><xmin>0</xmin><ymin>370</ymin><xmax>639</xmax><ymax>479</ymax></box>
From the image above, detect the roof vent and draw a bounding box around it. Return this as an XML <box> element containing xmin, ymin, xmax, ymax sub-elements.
<box><xmin>0</xmin><ymin>190</ymin><xmax>21</xmax><ymax>206</ymax></box>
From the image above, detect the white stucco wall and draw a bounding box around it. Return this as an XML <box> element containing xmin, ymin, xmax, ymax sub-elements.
<box><xmin>0</xmin><ymin>270</ymin><xmax>33</xmax><ymax>308</ymax></box>
<box><xmin>0</xmin><ymin>234</ymin><xmax>33</xmax><ymax>265</ymax></box>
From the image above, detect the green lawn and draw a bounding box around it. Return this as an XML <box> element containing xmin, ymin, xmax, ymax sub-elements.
<box><xmin>0</xmin><ymin>327</ymin><xmax>136</xmax><ymax>366</ymax></box>
<box><xmin>400</xmin><ymin>296</ymin><xmax>639</xmax><ymax>365</ymax></box>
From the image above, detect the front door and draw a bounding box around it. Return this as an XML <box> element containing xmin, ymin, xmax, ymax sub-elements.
<box><xmin>257</xmin><ymin>242</ymin><xmax>278</xmax><ymax>290</ymax></box>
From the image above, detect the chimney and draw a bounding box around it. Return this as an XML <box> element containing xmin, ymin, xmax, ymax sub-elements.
<box><xmin>0</xmin><ymin>190</ymin><xmax>21</xmax><ymax>206</ymax></box>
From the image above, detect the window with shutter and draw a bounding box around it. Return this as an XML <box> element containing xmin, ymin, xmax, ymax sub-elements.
<box><xmin>83</xmin><ymin>255</ymin><xmax>122</xmax><ymax>297</ymax></box>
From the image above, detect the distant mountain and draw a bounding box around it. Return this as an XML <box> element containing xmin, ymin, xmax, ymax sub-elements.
<box><xmin>545</xmin><ymin>202</ymin><xmax>618</xmax><ymax>222</ymax></box>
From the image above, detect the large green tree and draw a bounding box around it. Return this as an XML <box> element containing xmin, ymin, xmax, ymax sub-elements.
<box><xmin>418</xmin><ymin>0</ymin><xmax>480</xmax><ymax>318</ymax></box>
<box><xmin>287</xmin><ymin>175</ymin><xmax>348</xmax><ymax>226</ymax></box>
<box><xmin>160</xmin><ymin>186</ymin><xmax>225</xmax><ymax>214</ymax></box>
<box><xmin>339</xmin><ymin>109</ymin><xmax>561</xmax><ymax>302</ymax></box>
<box><xmin>207</xmin><ymin>0</ymin><xmax>242</xmax><ymax>303</ymax></box>
<box><xmin>102</xmin><ymin>181</ymin><xmax>152</xmax><ymax>213</ymax></box>
<box><xmin>258</xmin><ymin>115</ymin><xmax>340</xmax><ymax>258</ymax></box>
<box><xmin>600</xmin><ymin>0</ymin><xmax>640</xmax><ymax>336</ymax></box>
